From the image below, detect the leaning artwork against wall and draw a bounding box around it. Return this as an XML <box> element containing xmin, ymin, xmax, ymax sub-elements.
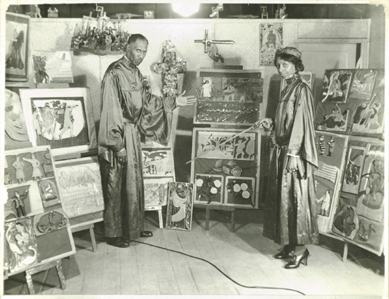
<box><xmin>331</xmin><ymin>138</ymin><xmax>385</xmax><ymax>256</ymax></box>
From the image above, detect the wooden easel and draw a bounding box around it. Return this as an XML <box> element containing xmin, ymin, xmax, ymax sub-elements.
<box><xmin>25</xmin><ymin>259</ymin><xmax>66</xmax><ymax>294</ymax></box>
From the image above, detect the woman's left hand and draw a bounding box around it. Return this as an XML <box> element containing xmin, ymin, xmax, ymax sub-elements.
<box><xmin>287</xmin><ymin>155</ymin><xmax>306</xmax><ymax>178</ymax></box>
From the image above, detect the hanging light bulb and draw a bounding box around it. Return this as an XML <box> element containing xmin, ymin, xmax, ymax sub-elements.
<box><xmin>172</xmin><ymin>2</ymin><xmax>200</xmax><ymax>17</ymax></box>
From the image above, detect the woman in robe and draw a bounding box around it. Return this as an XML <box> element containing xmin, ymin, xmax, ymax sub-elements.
<box><xmin>259</xmin><ymin>47</ymin><xmax>319</xmax><ymax>269</ymax></box>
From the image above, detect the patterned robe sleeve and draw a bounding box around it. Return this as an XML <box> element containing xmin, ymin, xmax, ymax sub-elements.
<box><xmin>98</xmin><ymin>69</ymin><xmax>125</xmax><ymax>152</ymax></box>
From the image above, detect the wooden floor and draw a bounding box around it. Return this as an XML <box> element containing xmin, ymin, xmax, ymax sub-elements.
<box><xmin>3</xmin><ymin>209</ymin><xmax>386</xmax><ymax>297</ymax></box>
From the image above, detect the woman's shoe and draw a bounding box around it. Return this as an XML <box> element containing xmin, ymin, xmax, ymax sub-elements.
<box><xmin>274</xmin><ymin>244</ymin><xmax>293</xmax><ymax>259</ymax></box>
<box><xmin>284</xmin><ymin>249</ymin><xmax>309</xmax><ymax>269</ymax></box>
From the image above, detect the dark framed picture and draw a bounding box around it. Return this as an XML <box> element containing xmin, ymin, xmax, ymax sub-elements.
<box><xmin>5</xmin><ymin>13</ymin><xmax>30</xmax><ymax>82</ymax></box>
<box><xmin>20</xmin><ymin>88</ymin><xmax>97</xmax><ymax>156</ymax></box>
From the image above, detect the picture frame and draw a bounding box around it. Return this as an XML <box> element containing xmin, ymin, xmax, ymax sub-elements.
<box><xmin>165</xmin><ymin>182</ymin><xmax>194</xmax><ymax>231</ymax></box>
<box><xmin>55</xmin><ymin>157</ymin><xmax>104</xmax><ymax>219</ymax></box>
<box><xmin>5</xmin><ymin>13</ymin><xmax>30</xmax><ymax>82</ymax></box>
<box><xmin>20</xmin><ymin>88</ymin><xmax>97</xmax><ymax>157</ymax></box>
<box><xmin>259</xmin><ymin>23</ymin><xmax>283</xmax><ymax>66</ymax></box>
<box><xmin>321</xmin><ymin>69</ymin><xmax>353</xmax><ymax>103</ymax></box>
<box><xmin>342</xmin><ymin>145</ymin><xmax>366</xmax><ymax>194</ymax></box>
<box><xmin>194</xmin><ymin>69</ymin><xmax>263</xmax><ymax>126</ymax></box>
<box><xmin>142</xmin><ymin>149</ymin><xmax>175</xmax><ymax>177</ymax></box>
<box><xmin>194</xmin><ymin>174</ymin><xmax>224</xmax><ymax>205</ymax></box>
<box><xmin>225</xmin><ymin>176</ymin><xmax>256</xmax><ymax>207</ymax></box>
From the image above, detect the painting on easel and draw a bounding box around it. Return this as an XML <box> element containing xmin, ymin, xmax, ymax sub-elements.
<box><xmin>20</xmin><ymin>88</ymin><xmax>97</xmax><ymax>157</ymax></box>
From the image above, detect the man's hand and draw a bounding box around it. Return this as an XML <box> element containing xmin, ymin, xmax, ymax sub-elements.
<box><xmin>176</xmin><ymin>90</ymin><xmax>197</xmax><ymax>107</ymax></box>
<box><xmin>117</xmin><ymin>148</ymin><xmax>127</xmax><ymax>165</ymax></box>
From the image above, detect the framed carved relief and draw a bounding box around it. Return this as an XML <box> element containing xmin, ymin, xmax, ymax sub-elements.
<box><xmin>20</xmin><ymin>88</ymin><xmax>97</xmax><ymax>157</ymax></box>
<box><xmin>194</xmin><ymin>69</ymin><xmax>263</xmax><ymax>126</ymax></box>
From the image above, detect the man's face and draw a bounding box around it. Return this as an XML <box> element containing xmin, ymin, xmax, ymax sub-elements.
<box><xmin>126</xmin><ymin>38</ymin><xmax>148</xmax><ymax>66</ymax></box>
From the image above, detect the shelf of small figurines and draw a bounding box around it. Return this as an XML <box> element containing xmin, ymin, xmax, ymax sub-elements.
<box><xmin>70</xmin><ymin>17</ymin><xmax>130</xmax><ymax>56</ymax></box>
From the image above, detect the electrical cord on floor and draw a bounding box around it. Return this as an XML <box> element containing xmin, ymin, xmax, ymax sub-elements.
<box><xmin>131</xmin><ymin>240</ymin><xmax>305</xmax><ymax>296</ymax></box>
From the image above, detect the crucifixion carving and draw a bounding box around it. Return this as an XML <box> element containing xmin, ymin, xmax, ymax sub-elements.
<box><xmin>194</xmin><ymin>30</ymin><xmax>234</xmax><ymax>53</ymax></box>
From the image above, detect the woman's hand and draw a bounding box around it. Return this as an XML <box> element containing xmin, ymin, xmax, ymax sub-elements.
<box><xmin>176</xmin><ymin>90</ymin><xmax>197</xmax><ymax>107</ymax></box>
<box><xmin>287</xmin><ymin>155</ymin><xmax>305</xmax><ymax>178</ymax></box>
<box><xmin>256</xmin><ymin>118</ymin><xmax>273</xmax><ymax>130</ymax></box>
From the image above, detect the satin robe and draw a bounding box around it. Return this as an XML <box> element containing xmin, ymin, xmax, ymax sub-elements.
<box><xmin>263</xmin><ymin>74</ymin><xmax>319</xmax><ymax>246</ymax></box>
<box><xmin>98</xmin><ymin>56</ymin><xmax>175</xmax><ymax>240</ymax></box>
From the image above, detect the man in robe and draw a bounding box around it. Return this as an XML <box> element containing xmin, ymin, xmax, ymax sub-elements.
<box><xmin>98</xmin><ymin>34</ymin><xmax>195</xmax><ymax>248</ymax></box>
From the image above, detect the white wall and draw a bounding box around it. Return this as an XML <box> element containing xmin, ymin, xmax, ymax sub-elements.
<box><xmin>27</xmin><ymin>18</ymin><xmax>372</xmax><ymax>127</ymax></box>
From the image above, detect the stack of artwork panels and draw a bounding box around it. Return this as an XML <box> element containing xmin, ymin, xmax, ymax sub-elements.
<box><xmin>331</xmin><ymin>138</ymin><xmax>385</xmax><ymax>255</ymax></box>
<box><xmin>259</xmin><ymin>23</ymin><xmax>283</xmax><ymax>66</ymax></box>
<box><xmin>19</xmin><ymin>88</ymin><xmax>97</xmax><ymax>157</ymax></box>
<box><xmin>315</xmin><ymin>69</ymin><xmax>384</xmax><ymax>137</ymax></box>
<box><xmin>166</xmin><ymin>182</ymin><xmax>194</xmax><ymax>231</ymax></box>
<box><xmin>55</xmin><ymin>157</ymin><xmax>104</xmax><ymax>219</ymax></box>
<box><xmin>3</xmin><ymin>209</ymin><xmax>76</xmax><ymax>275</ymax></box>
<box><xmin>194</xmin><ymin>70</ymin><xmax>263</xmax><ymax>126</ymax></box>
<box><xmin>141</xmin><ymin>148</ymin><xmax>175</xmax><ymax>208</ymax></box>
<box><xmin>4</xmin><ymin>146</ymin><xmax>61</xmax><ymax>214</ymax></box>
<box><xmin>191</xmin><ymin>128</ymin><xmax>260</xmax><ymax>209</ymax></box>
<box><xmin>313</xmin><ymin>132</ymin><xmax>349</xmax><ymax>233</ymax></box>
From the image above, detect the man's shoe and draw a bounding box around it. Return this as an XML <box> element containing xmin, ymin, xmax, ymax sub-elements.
<box><xmin>140</xmin><ymin>231</ymin><xmax>153</xmax><ymax>238</ymax></box>
<box><xmin>106</xmin><ymin>237</ymin><xmax>130</xmax><ymax>248</ymax></box>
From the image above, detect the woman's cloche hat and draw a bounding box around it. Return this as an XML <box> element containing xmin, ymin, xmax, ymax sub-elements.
<box><xmin>276</xmin><ymin>47</ymin><xmax>301</xmax><ymax>59</ymax></box>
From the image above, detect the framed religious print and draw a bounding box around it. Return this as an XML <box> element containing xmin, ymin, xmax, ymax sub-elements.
<box><xmin>190</xmin><ymin>128</ymin><xmax>261</xmax><ymax>209</ymax></box>
<box><xmin>194</xmin><ymin>69</ymin><xmax>263</xmax><ymax>126</ymax></box>
<box><xmin>4</xmin><ymin>218</ymin><xmax>38</xmax><ymax>274</ymax></box>
<box><xmin>20</xmin><ymin>88</ymin><xmax>97</xmax><ymax>157</ymax></box>
<box><xmin>5</xmin><ymin>13</ymin><xmax>30</xmax><ymax>82</ymax></box>
<box><xmin>55</xmin><ymin>157</ymin><xmax>104</xmax><ymax>219</ymax></box>
<box><xmin>259</xmin><ymin>23</ymin><xmax>283</xmax><ymax>66</ymax></box>
<box><xmin>4</xmin><ymin>146</ymin><xmax>62</xmax><ymax>210</ymax></box>
<box><xmin>331</xmin><ymin>137</ymin><xmax>385</xmax><ymax>256</ymax></box>
<box><xmin>313</xmin><ymin>132</ymin><xmax>349</xmax><ymax>233</ymax></box>
<box><xmin>165</xmin><ymin>182</ymin><xmax>194</xmax><ymax>231</ymax></box>
<box><xmin>33</xmin><ymin>209</ymin><xmax>76</xmax><ymax>263</ymax></box>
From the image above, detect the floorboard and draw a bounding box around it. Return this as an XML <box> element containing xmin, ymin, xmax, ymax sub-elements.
<box><xmin>3</xmin><ymin>212</ymin><xmax>386</xmax><ymax>297</ymax></box>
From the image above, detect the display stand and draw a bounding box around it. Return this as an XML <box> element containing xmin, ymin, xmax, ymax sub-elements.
<box><xmin>145</xmin><ymin>206</ymin><xmax>164</xmax><ymax>229</ymax></box>
<box><xmin>205</xmin><ymin>205</ymin><xmax>236</xmax><ymax>232</ymax></box>
<box><xmin>25</xmin><ymin>259</ymin><xmax>66</xmax><ymax>294</ymax></box>
<box><xmin>71</xmin><ymin>223</ymin><xmax>98</xmax><ymax>252</ymax></box>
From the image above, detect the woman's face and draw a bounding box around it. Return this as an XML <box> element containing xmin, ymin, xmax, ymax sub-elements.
<box><xmin>276</xmin><ymin>58</ymin><xmax>296</xmax><ymax>79</ymax></box>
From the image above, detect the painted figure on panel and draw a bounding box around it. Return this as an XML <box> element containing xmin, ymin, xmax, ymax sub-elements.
<box><xmin>6</xmin><ymin>29</ymin><xmax>25</xmax><ymax>70</ymax></box>
<box><xmin>333</xmin><ymin>205</ymin><xmax>358</xmax><ymax>238</ymax></box>
<box><xmin>349</xmin><ymin>69</ymin><xmax>377</xmax><ymax>100</ymax></box>
<box><xmin>321</xmin><ymin>70</ymin><xmax>352</xmax><ymax>103</ymax></box>
<box><xmin>23</xmin><ymin>153</ymin><xmax>43</xmax><ymax>180</ymax></box>
<box><xmin>5</xmin><ymin>221</ymin><xmax>37</xmax><ymax>273</ymax></box>
<box><xmin>11</xmin><ymin>190</ymin><xmax>28</xmax><ymax>217</ymax></box>
<box><xmin>12</xmin><ymin>156</ymin><xmax>25</xmax><ymax>183</ymax></box>
<box><xmin>317</xmin><ymin>189</ymin><xmax>331</xmax><ymax>217</ymax></box>
<box><xmin>260</xmin><ymin>47</ymin><xmax>319</xmax><ymax>269</ymax></box>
